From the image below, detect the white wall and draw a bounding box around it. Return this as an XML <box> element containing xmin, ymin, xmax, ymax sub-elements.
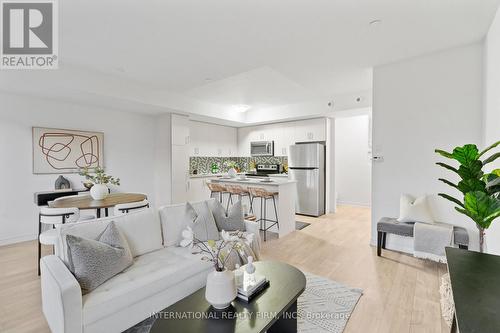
<box><xmin>335</xmin><ymin>114</ymin><xmax>371</xmax><ymax>206</ymax></box>
<box><xmin>484</xmin><ymin>7</ymin><xmax>500</xmax><ymax>156</ymax></box>
<box><xmin>372</xmin><ymin>43</ymin><xmax>484</xmax><ymax>253</ymax></box>
<box><xmin>0</xmin><ymin>93</ymin><xmax>165</xmax><ymax>245</ymax></box>
<box><xmin>483</xmin><ymin>7</ymin><xmax>500</xmax><ymax>254</ymax></box>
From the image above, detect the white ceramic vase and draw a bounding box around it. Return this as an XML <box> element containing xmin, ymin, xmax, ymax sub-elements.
<box><xmin>90</xmin><ymin>184</ymin><xmax>108</xmax><ymax>200</ymax></box>
<box><xmin>228</xmin><ymin>168</ymin><xmax>237</xmax><ymax>178</ymax></box>
<box><xmin>205</xmin><ymin>269</ymin><xmax>237</xmax><ymax>309</ymax></box>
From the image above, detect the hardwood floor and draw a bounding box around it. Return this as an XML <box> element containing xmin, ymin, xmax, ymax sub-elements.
<box><xmin>262</xmin><ymin>206</ymin><xmax>449</xmax><ymax>333</ymax></box>
<box><xmin>0</xmin><ymin>205</ymin><xmax>448</xmax><ymax>333</ymax></box>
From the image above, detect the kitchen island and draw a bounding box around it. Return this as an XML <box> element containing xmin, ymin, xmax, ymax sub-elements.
<box><xmin>212</xmin><ymin>177</ymin><xmax>297</xmax><ymax>238</ymax></box>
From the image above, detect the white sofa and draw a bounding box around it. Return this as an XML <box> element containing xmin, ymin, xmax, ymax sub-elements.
<box><xmin>40</xmin><ymin>199</ymin><xmax>261</xmax><ymax>333</ymax></box>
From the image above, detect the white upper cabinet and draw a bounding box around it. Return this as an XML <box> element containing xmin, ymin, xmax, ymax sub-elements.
<box><xmin>172</xmin><ymin>114</ymin><xmax>190</xmax><ymax>146</ymax></box>
<box><xmin>293</xmin><ymin>118</ymin><xmax>326</xmax><ymax>143</ymax></box>
<box><xmin>237</xmin><ymin>118</ymin><xmax>327</xmax><ymax>157</ymax></box>
<box><xmin>189</xmin><ymin>121</ymin><xmax>237</xmax><ymax>157</ymax></box>
<box><xmin>274</xmin><ymin>122</ymin><xmax>295</xmax><ymax>156</ymax></box>
<box><xmin>237</xmin><ymin>126</ymin><xmax>252</xmax><ymax>156</ymax></box>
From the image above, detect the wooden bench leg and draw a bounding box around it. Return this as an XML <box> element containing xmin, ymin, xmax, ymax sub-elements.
<box><xmin>377</xmin><ymin>231</ymin><xmax>382</xmax><ymax>256</ymax></box>
<box><xmin>382</xmin><ymin>232</ymin><xmax>387</xmax><ymax>249</ymax></box>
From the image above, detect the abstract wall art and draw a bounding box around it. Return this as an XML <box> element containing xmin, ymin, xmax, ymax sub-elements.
<box><xmin>32</xmin><ymin>127</ymin><xmax>104</xmax><ymax>174</ymax></box>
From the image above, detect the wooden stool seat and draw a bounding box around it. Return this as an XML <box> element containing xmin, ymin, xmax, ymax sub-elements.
<box><xmin>206</xmin><ymin>181</ymin><xmax>230</xmax><ymax>206</ymax></box>
<box><xmin>207</xmin><ymin>182</ymin><xmax>228</xmax><ymax>193</ymax></box>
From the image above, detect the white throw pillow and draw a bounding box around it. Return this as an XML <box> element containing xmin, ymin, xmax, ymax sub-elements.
<box><xmin>159</xmin><ymin>200</ymin><xmax>220</xmax><ymax>247</ymax></box>
<box><xmin>397</xmin><ymin>194</ymin><xmax>435</xmax><ymax>224</ymax></box>
<box><xmin>113</xmin><ymin>208</ymin><xmax>163</xmax><ymax>257</ymax></box>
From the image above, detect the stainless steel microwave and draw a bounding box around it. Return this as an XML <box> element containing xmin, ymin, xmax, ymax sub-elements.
<box><xmin>250</xmin><ymin>141</ymin><xmax>274</xmax><ymax>156</ymax></box>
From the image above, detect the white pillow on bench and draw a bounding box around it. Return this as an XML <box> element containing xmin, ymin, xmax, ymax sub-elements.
<box><xmin>397</xmin><ymin>194</ymin><xmax>435</xmax><ymax>224</ymax></box>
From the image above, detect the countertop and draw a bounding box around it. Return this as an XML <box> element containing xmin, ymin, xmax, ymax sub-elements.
<box><xmin>190</xmin><ymin>173</ymin><xmax>289</xmax><ymax>179</ymax></box>
<box><xmin>212</xmin><ymin>177</ymin><xmax>296</xmax><ymax>186</ymax></box>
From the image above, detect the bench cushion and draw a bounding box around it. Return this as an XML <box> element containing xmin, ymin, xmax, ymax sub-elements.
<box><xmin>377</xmin><ymin>217</ymin><xmax>469</xmax><ymax>246</ymax></box>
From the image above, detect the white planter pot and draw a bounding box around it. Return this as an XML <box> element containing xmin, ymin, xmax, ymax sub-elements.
<box><xmin>228</xmin><ymin>168</ymin><xmax>237</xmax><ymax>178</ymax></box>
<box><xmin>205</xmin><ymin>269</ymin><xmax>237</xmax><ymax>309</ymax></box>
<box><xmin>90</xmin><ymin>184</ymin><xmax>109</xmax><ymax>200</ymax></box>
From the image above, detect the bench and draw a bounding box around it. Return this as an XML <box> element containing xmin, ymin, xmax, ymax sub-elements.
<box><xmin>377</xmin><ymin>217</ymin><xmax>469</xmax><ymax>256</ymax></box>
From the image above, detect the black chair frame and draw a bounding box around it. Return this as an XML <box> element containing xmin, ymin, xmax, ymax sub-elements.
<box><xmin>38</xmin><ymin>211</ymin><xmax>75</xmax><ymax>276</ymax></box>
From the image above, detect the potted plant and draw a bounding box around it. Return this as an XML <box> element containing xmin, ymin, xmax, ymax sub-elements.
<box><xmin>224</xmin><ymin>160</ymin><xmax>239</xmax><ymax>178</ymax></box>
<box><xmin>435</xmin><ymin>141</ymin><xmax>500</xmax><ymax>252</ymax></box>
<box><xmin>79</xmin><ymin>167</ymin><xmax>120</xmax><ymax>200</ymax></box>
<box><xmin>180</xmin><ymin>228</ymin><xmax>253</xmax><ymax>309</ymax></box>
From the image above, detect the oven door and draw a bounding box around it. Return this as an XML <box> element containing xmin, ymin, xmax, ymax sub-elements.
<box><xmin>251</xmin><ymin>141</ymin><xmax>274</xmax><ymax>156</ymax></box>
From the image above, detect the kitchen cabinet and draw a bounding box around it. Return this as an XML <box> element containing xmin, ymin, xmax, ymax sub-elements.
<box><xmin>293</xmin><ymin>118</ymin><xmax>326</xmax><ymax>142</ymax></box>
<box><xmin>171</xmin><ymin>145</ymin><xmax>190</xmax><ymax>204</ymax></box>
<box><xmin>171</xmin><ymin>114</ymin><xmax>190</xmax><ymax>204</ymax></box>
<box><xmin>172</xmin><ymin>114</ymin><xmax>190</xmax><ymax>146</ymax></box>
<box><xmin>237</xmin><ymin>126</ymin><xmax>253</xmax><ymax>156</ymax></box>
<box><xmin>237</xmin><ymin>118</ymin><xmax>327</xmax><ymax>157</ymax></box>
<box><xmin>187</xmin><ymin>176</ymin><xmax>218</xmax><ymax>202</ymax></box>
<box><xmin>274</xmin><ymin>122</ymin><xmax>294</xmax><ymax>156</ymax></box>
<box><xmin>189</xmin><ymin>121</ymin><xmax>237</xmax><ymax>157</ymax></box>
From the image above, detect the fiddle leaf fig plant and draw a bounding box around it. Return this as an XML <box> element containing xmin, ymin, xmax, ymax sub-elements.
<box><xmin>435</xmin><ymin>141</ymin><xmax>500</xmax><ymax>252</ymax></box>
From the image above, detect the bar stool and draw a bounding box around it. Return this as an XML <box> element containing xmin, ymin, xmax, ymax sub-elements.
<box><xmin>38</xmin><ymin>207</ymin><xmax>93</xmax><ymax>275</ymax></box>
<box><xmin>207</xmin><ymin>182</ymin><xmax>229</xmax><ymax>203</ymax></box>
<box><xmin>248</xmin><ymin>187</ymin><xmax>279</xmax><ymax>241</ymax></box>
<box><xmin>225</xmin><ymin>184</ymin><xmax>253</xmax><ymax>214</ymax></box>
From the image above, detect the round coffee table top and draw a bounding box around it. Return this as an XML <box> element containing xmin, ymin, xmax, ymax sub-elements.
<box><xmin>49</xmin><ymin>193</ymin><xmax>147</xmax><ymax>210</ymax></box>
<box><xmin>150</xmin><ymin>261</ymin><xmax>306</xmax><ymax>333</ymax></box>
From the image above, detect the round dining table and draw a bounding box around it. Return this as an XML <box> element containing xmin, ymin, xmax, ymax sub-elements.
<box><xmin>49</xmin><ymin>192</ymin><xmax>147</xmax><ymax>218</ymax></box>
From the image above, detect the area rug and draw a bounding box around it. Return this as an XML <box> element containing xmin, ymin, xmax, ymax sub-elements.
<box><xmin>298</xmin><ymin>272</ymin><xmax>363</xmax><ymax>333</ymax></box>
<box><xmin>123</xmin><ymin>272</ymin><xmax>362</xmax><ymax>333</ymax></box>
<box><xmin>296</xmin><ymin>221</ymin><xmax>311</xmax><ymax>230</ymax></box>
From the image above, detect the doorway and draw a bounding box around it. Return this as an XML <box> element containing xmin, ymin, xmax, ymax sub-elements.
<box><xmin>334</xmin><ymin>110</ymin><xmax>372</xmax><ymax>207</ymax></box>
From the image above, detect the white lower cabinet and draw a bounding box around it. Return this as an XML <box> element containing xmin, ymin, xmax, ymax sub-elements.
<box><xmin>187</xmin><ymin>177</ymin><xmax>217</xmax><ymax>202</ymax></box>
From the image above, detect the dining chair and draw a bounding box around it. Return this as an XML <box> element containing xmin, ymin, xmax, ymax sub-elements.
<box><xmin>54</xmin><ymin>194</ymin><xmax>99</xmax><ymax>218</ymax></box>
<box><xmin>113</xmin><ymin>199</ymin><xmax>150</xmax><ymax>215</ymax></box>
<box><xmin>38</xmin><ymin>206</ymin><xmax>94</xmax><ymax>275</ymax></box>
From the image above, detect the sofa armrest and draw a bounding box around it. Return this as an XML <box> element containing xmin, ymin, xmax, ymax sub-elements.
<box><xmin>41</xmin><ymin>255</ymin><xmax>83</xmax><ymax>333</ymax></box>
<box><xmin>244</xmin><ymin>219</ymin><xmax>261</xmax><ymax>258</ymax></box>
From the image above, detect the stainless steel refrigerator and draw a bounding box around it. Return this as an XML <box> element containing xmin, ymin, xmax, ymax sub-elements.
<box><xmin>288</xmin><ymin>143</ymin><xmax>325</xmax><ymax>216</ymax></box>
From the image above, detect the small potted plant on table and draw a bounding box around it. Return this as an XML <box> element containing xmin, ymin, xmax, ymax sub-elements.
<box><xmin>79</xmin><ymin>167</ymin><xmax>120</xmax><ymax>200</ymax></box>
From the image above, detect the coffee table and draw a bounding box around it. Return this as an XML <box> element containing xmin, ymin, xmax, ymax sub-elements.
<box><xmin>149</xmin><ymin>261</ymin><xmax>306</xmax><ymax>333</ymax></box>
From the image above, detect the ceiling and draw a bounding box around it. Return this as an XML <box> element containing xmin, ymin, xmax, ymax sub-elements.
<box><xmin>2</xmin><ymin>0</ymin><xmax>499</xmax><ymax>125</ymax></box>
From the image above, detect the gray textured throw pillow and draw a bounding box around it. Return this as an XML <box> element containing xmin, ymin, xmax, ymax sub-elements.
<box><xmin>208</xmin><ymin>199</ymin><xmax>245</xmax><ymax>231</ymax></box>
<box><xmin>187</xmin><ymin>201</ymin><xmax>220</xmax><ymax>241</ymax></box>
<box><xmin>66</xmin><ymin>222</ymin><xmax>133</xmax><ymax>294</ymax></box>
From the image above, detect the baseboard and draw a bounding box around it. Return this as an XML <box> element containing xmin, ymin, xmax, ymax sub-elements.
<box><xmin>0</xmin><ymin>233</ymin><xmax>37</xmax><ymax>247</ymax></box>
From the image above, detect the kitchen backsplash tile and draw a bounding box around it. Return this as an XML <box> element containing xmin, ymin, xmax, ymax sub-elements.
<box><xmin>189</xmin><ymin>156</ymin><xmax>288</xmax><ymax>175</ymax></box>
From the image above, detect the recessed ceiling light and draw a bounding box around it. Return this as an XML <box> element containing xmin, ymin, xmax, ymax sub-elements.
<box><xmin>369</xmin><ymin>19</ymin><xmax>382</xmax><ymax>27</ymax></box>
<box><xmin>233</xmin><ymin>104</ymin><xmax>251</xmax><ymax>113</ymax></box>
